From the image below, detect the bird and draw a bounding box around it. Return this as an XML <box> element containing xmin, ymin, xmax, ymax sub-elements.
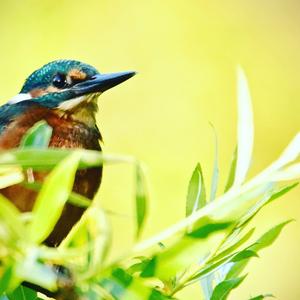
<box><xmin>0</xmin><ymin>59</ymin><xmax>135</xmax><ymax>246</ymax></box>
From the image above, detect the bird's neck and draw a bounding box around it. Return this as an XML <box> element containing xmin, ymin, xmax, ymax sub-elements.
<box><xmin>55</xmin><ymin>97</ymin><xmax>98</xmax><ymax>128</ymax></box>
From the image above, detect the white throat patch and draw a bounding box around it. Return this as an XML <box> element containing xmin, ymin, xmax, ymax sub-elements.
<box><xmin>8</xmin><ymin>93</ymin><xmax>32</xmax><ymax>104</ymax></box>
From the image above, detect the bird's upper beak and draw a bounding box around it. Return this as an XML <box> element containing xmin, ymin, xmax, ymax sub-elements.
<box><xmin>72</xmin><ymin>71</ymin><xmax>136</xmax><ymax>96</ymax></box>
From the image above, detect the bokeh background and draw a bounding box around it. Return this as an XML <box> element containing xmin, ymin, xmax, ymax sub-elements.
<box><xmin>0</xmin><ymin>1</ymin><xmax>299</xmax><ymax>299</ymax></box>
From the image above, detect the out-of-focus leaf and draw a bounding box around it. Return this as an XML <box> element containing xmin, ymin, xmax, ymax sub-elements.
<box><xmin>210</xmin><ymin>275</ymin><xmax>246</xmax><ymax>300</ymax></box>
<box><xmin>271</xmin><ymin>162</ymin><xmax>300</xmax><ymax>181</ymax></box>
<box><xmin>231</xmin><ymin>250</ymin><xmax>258</xmax><ymax>262</ymax></box>
<box><xmin>20</xmin><ymin>121</ymin><xmax>52</xmax><ymax>149</ymax></box>
<box><xmin>237</xmin><ymin>183</ymin><xmax>298</xmax><ymax>229</ymax></box>
<box><xmin>23</xmin><ymin>181</ymin><xmax>91</xmax><ymax>208</ymax></box>
<box><xmin>226</xmin><ymin>221</ymin><xmax>291</xmax><ymax>280</ymax></box>
<box><xmin>149</xmin><ymin>289</ymin><xmax>176</xmax><ymax>299</ymax></box>
<box><xmin>28</xmin><ymin>151</ymin><xmax>81</xmax><ymax>243</ymax></box>
<box><xmin>0</xmin><ymin>166</ymin><xmax>24</xmax><ymax>189</ymax></box>
<box><xmin>0</xmin><ymin>194</ymin><xmax>24</xmax><ymax>239</ymax></box>
<box><xmin>188</xmin><ymin>229</ymin><xmax>255</xmax><ymax>284</ymax></box>
<box><xmin>135</xmin><ymin>164</ymin><xmax>148</xmax><ymax>238</ymax></box>
<box><xmin>59</xmin><ymin>205</ymin><xmax>110</xmax><ymax>277</ymax></box>
<box><xmin>265</xmin><ymin>132</ymin><xmax>300</xmax><ymax>174</ymax></box>
<box><xmin>140</xmin><ymin>257</ymin><xmax>157</xmax><ymax>278</ymax></box>
<box><xmin>127</xmin><ymin>257</ymin><xmax>151</xmax><ymax>275</ymax></box>
<box><xmin>267</xmin><ymin>182</ymin><xmax>298</xmax><ymax>203</ymax></box>
<box><xmin>0</xmin><ymin>267</ymin><xmax>13</xmax><ymax>294</ymax></box>
<box><xmin>234</xmin><ymin>67</ymin><xmax>254</xmax><ymax>186</ymax></box>
<box><xmin>224</xmin><ymin>147</ymin><xmax>237</xmax><ymax>192</ymax></box>
<box><xmin>186</xmin><ymin>163</ymin><xmax>206</xmax><ymax>216</ymax></box>
<box><xmin>7</xmin><ymin>285</ymin><xmax>40</xmax><ymax>300</ymax></box>
<box><xmin>250</xmin><ymin>220</ymin><xmax>292</xmax><ymax>251</ymax></box>
<box><xmin>211</xmin><ymin>228</ymin><xmax>255</xmax><ymax>263</ymax></box>
<box><xmin>0</xmin><ymin>148</ymin><xmax>135</xmax><ymax>171</ymax></box>
<box><xmin>152</xmin><ymin>219</ymin><xmax>232</xmax><ymax>280</ymax></box>
<box><xmin>99</xmin><ymin>271</ymin><xmax>151</xmax><ymax>300</ymax></box>
<box><xmin>248</xmin><ymin>294</ymin><xmax>274</xmax><ymax>300</ymax></box>
<box><xmin>16</xmin><ymin>256</ymin><xmax>57</xmax><ymax>292</ymax></box>
<box><xmin>209</xmin><ymin>124</ymin><xmax>219</xmax><ymax>202</ymax></box>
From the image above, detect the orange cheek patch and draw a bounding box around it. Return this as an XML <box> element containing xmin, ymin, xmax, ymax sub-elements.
<box><xmin>30</xmin><ymin>88</ymin><xmax>47</xmax><ymax>98</ymax></box>
<box><xmin>46</xmin><ymin>86</ymin><xmax>61</xmax><ymax>93</ymax></box>
<box><xmin>69</xmin><ymin>69</ymin><xmax>87</xmax><ymax>81</ymax></box>
<box><xmin>30</xmin><ymin>86</ymin><xmax>62</xmax><ymax>98</ymax></box>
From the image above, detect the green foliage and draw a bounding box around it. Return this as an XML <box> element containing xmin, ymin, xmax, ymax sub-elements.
<box><xmin>20</xmin><ymin>121</ymin><xmax>52</xmax><ymax>149</ymax></box>
<box><xmin>0</xmin><ymin>68</ymin><xmax>298</xmax><ymax>299</ymax></box>
<box><xmin>186</xmin><ymin>163</ymin><xmax>206</xmax><ymax>216</ymax></box>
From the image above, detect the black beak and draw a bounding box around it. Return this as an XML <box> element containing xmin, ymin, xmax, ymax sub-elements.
<box><xmin>72</xmin><ymin>71</ymin><xmax>136</xmax><ymax>96</ymax></box>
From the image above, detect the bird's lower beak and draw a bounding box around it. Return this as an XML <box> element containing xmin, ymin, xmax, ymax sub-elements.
<box><xmin>72</xmin><ymin>71</ymin><xmax>136</xmax><ymax>96</ymax></box>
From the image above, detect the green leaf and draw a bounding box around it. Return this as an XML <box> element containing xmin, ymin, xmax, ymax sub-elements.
<box><xmin>211</xmin><ymin>275</ymin><xmax>247</xmax><ymax>300</ymax></box>
<box><xmin>0</xmin><ymin>148</ymin><xmax>134</xmax><ymax>171</ymax></box>
<box><xmin>59</xmin><ymin>205</ymin><xmax>110</xmax><ymax>277</ymax></box>
<box><xmin>153</xmin><ymin>219</ymin><xmax>232</xmax><ymax>280</ymax></box>
<box><xmin>20</xmin><ymin>121</ymin><xmax>52</xmax><ymax>149</ymax></box>
<box><xmin>224</xmin><ymin>147</ymin><xmax>237</xmax><ymax>192</ymax></box>
<box><xmin>248</xmin><ymin>294</ymin><xmax>274</xmax><ymax>300</ymax></box>
<box><xmin>267</xmin><ymin>182</ymin><xmax>298</xmax><ymax>204</ymax></box>
<box><xmin>0</xmin><ymin>267</ymin><xmax>13</xmax><ymax>294</ymax></box>
<box><xmin>186</xmin><ymin>163</ymin><xmax>206</xmax><ymax>216</ymax></box>
<box><xmin>140</xmin><ymin>257</ymin><xmax>157</xmax><ymax>278</ymax></box>
<box><xmin>7</xmin><ymin>285</ymin><xmax>39</xmax><ymax>300</ymax></box>
<box><xmin>226</xmin><ymin>221</ymin><xmax>291</xmax><ymax>279</ymax></box>
<box><xmin>210</xmin><ymin>228</ymin><xmax>255</xmax><ymax>263</ymax></box>
<box><xmin>0</xmin><ymin>194</ymin><xmax>25</xmax><ymax>240</ymax></box>
<box><xmin>250</xmin><ymin>220</ymin><xmax>292</xmax><ymax>252</ymax></box>
<box><xmin>0</xmin><ymin>166</ymin><xmax>24</xmax><ymax>189</ymax></box>
<box><xmin>188</xmin><ymin>229</ymin><xmax>255</xmax><ymax>283</ymax></box>
<box><xmin>231</xmin><ymin>250</ymin><xmax>258</xmax><ymax>262</ymax></box>
<box><xmin>28</xmin><ymin>151</ymin><xmax>81</xmax><ymax>243</ymax></box>
<box><xmin>237</xmin><ymin>183</ymin><xmax>297</xmax><ymax>229</ymax></box>
<box><xmin>23</xmin><ymin>181</ymin><xmax>91</xmax><ymax>208</ymax></box>
<box><xmin>135</xmin><ymin>164</ymin><xmax>148</xmax><ymax>238</ymax></box>
<box><xmin>234</xmin><ymin>67</ymin><xmax>254</xmax><ymax>186</ymax></box>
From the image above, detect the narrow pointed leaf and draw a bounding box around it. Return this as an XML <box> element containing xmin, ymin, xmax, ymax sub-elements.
<box><xmin>226</xmin><ymin>221</ymin><xmax>291</xmax><ymax>279</ymax></box>
<box><xmin>234</xmin><ymin>67</ymin><xmax>254</xmax><ymax>186</ymax></box>
<box><xmin>186</xmin><ymin>163</ymin><xmax>206</xmax><ymax>216</ymax></box>
<box><xmin>211</xmin><ymin>275</ymin><xmax>247</xmax><ymax>300</ymax></box>
<box><xmin>59</xmin><ymin>205</ymin><xmax>110</xmax><ymax>277</ymax></box>
<box><xmin>231</xmin><ymin>249</ymin><xmax>258</xmax><ymax>262</ymax></box>
<box><xmin>20</xmin><ymin>121</ymin><xmax>52</xmax><ymax>149</ymax></box>
<box><xmin>0</xmin><ymin>194</ymin><xmax>24</xmax><ymax>239</ymax></box>
<box><xmin>0</xmin><ymin>167</ymin><xmax>24</xmax><ymax>189</ymax></box>
<box><xmin>224</xmin><ymin>147</ymin><xmax>237</xmax><ymax>192</ymax></box>
<box><xmin>249</xmin><ymin>294</ymin><xmax>274</xmax><ymax>300</ymax></box>
<box><xmin>135</xmin><ymin>164</ymin><xmax>148</xmax><ymax>238</ymax></box>
<box><xmin>210</xmin><ymin>228</ymin><xmax>255</xmax><ymax>263</ymax></box>
<box><xmin>28</xmin><ymin>151</ymin><xmax>81</xmax><ymax>243</ymax></box>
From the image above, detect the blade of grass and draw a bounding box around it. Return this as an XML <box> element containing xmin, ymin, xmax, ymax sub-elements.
<box><xmin>135</xmin><ymin>164</ymin><xmax>148</xmax><ymax>238</ymax></box>
<box><xmin>186</xmin><ymin>163</ymin><xmax>206</xmax><ymax>217</ymax></box>
<box><xmin>28</xmin><ymin>151</ymin><xmax>81</xmax><ymax>243</ymax></box>
<box><xmin>234</xmin><ymin>66</ymin><xmax>254</xmax><ymax>186</ymax></box>
<box><xmin>224</xmin><ymin>147</ymin><xmax>237</xmax><ymax>192</ymax></box>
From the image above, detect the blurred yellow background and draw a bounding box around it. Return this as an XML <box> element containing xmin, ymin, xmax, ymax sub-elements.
<box><xmin>0</xmin><ymin>0</ymin><xmax>299</xmax><ymax>299</ymax></box>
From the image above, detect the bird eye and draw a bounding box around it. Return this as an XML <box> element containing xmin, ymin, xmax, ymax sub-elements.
<box><xmin>52</xmin><ymin>73</ymin><xmax>68</xmax><ymax>89</ymax></box>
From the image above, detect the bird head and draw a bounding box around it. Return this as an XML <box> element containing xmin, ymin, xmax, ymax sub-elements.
<box><xmin>8</xmin><ymin>60</ymin><xmax>135</xmax><ymax>125</ymax></box>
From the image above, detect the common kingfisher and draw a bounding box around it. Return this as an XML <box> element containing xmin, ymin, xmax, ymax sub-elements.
<box><xmin>0</xmin><ymin>60</ymin><xmax>135</xmax><ymax>246</ymax></box>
